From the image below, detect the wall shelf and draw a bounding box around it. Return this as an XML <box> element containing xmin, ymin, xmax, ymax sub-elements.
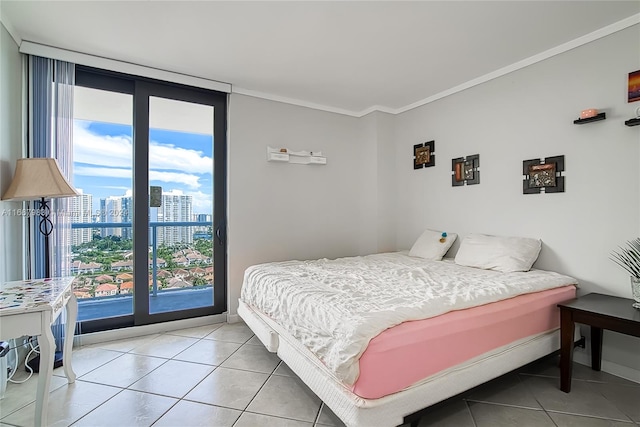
<box><xmin>267</xmin><ymin>147</ymin><xmax>327</xmax><ymax>165</ymax></box>
<box><xmin>573</xmin><ymin>112</ymin><xmax>606</xmax><ymax>124</ymax></box>
<box><xmin>624</xmin><ymin>117</ymin><xmax>640</xmax><ymax>127</ymax></box>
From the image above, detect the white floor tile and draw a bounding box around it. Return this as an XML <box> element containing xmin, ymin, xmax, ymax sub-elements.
<box><xmin>165</xmin><ymin>323</ymin><xmax>224</xmax><ymax>339</ymax></box>
<box><xmin>88</xmin><ymin>333</ymin><xmax>161</xmax><ymax>353</ymax></box>
<box><xmin>521</xmin><ymin>375</ymin><xmax>633</xmax><ymax>421</ymax></box>
<box><xmin>72</xmin><ymin>389</ymin><xmax>177</xmax><ymax>427</ymax></box>
<box><xmin>246</xmin><ymin>374</ymin><xmax>322</xmax><ymax>422</ymax></box>
<box><xmin>273</xmin><ymin>361</ymin><xmax>295</xmax><ymax>378</ymax></box>
<box><xmin>220</xmin><ymin>343</ymin><xmax>280</xmax><ymax>374</ymax></box>
<box><xmin>245</xmin><ymin>336</ymin><xmax>263</xmax><ymax>346</ymax></box>
<box><xmin>79</xmin><ymin>353</ymin><xmax>166</xmax><ymax>388</ymax></box>
<box><xmin>184</xmin><ymin>367</ymin><xmax>268</xmax><ymax>410</ymax></box>
<box><xmin>173</xmin><ymin>339</ymin><xmax>241</xmax><ymax>366</ymax></box>
<box><xmin>129</xmin><ymin>334</ymin><xmax>199</xmax><ymax>359</ymax></box>
<box><xmin>153</xmin><ymin>400</ymin><xmax>241</xmax><ymax>427</ymax></box>
<box><xmin>128</xmin><ymin>359</ymin><xmax>214</xmax><ymax>398</ymax></box>
<box><xmin>52</xmin><ymin>346</ymin><xmax>123</xmax><ymax>378</ymax></box>
<box><xmin>316</xmin><ymin>403</ymin><xmax>346</xmax><ymax>427</ymax></box>
<box><xmin>1</xmin><ymin>381</ymin><xmax>120</xmax><ymax>427</ymax></box>
<box><xmin>547</xmin><ymin>412</ymin><xmax>635</xmax><ymax>427</ymax></box>
<box><xmin>0</xmin><ymin>374</ymin><xmax>68</xmax><ymax>421</ymax></box>
<box><xmin>235</xmin><ymin>412</ymin><xmax>313</xmax><ymax>427</ymax></box>
<box><xmin>204</xmin><ymin>323</ymin><xmax>253</xmax><ymax>343</ymax></box>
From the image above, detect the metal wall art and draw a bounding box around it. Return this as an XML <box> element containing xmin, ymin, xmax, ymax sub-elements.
<box><xmin>523</xmin><ymin>155</ymin><xmax>565</xmax><ymax>194</ymax></box>
<box><xmin>414</xmin><ymin>140</ymin><xmax>435</xmax><ymax>169</ymax></box>
<box><xmin>451</xmin><ymin>154</ymin><xmax>480</xmax><ymax>186</ymax></box>
<box><xmin>628</xmin><ymin>70</ymin><xmax>640</xmax><ymax>103</ymax></box>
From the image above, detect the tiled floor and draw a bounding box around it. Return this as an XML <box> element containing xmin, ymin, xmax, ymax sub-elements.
<box><xmin>0</xmin><ymin>322</ymin><xmax>638</xmax><ymax>427</ymax></box>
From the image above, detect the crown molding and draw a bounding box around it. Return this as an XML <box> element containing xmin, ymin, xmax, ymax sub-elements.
<box><xmin>237</xmin><ymin>13</ymin><xmax>640</xmax><ymax>118</ymax></box>
<box><xmin>231</xmin><ymin>87</ymin><xmax>363</xmax><ymax>117</ymax></box>
<box><xmin>393</xmin><ymin>13</ymin><xmax>640</xmax><ymax>115</ymax></box>
<box><xmin>0</xmin><ymin>7</ymin><xmax>22</xmax><ymax>47</ymax></box>
<box><xmin>231</xmin><ymin>88</ymin><xmax>400</xmax><ymax>118</ymax></box>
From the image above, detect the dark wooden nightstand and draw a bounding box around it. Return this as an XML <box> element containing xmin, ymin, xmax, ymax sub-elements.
<box><xmin>558</xmin><ymin>293</ymin><xmax>640</xmax><ymax>392</ymax></box>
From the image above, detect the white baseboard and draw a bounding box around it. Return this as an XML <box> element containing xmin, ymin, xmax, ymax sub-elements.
<box><xmin>73</xmin><ymin>313</ymin><xmax>227</xmax><ymax>347</ymax></box>
<box><xmin>226</xmin><ymin>313</ymin><xmax>240</xmax><ymax>323</ymax></box>
<box><xmin>573</xmin><ymin>351</ymin><xmax>640</xmax><ymax>384</ymax></box>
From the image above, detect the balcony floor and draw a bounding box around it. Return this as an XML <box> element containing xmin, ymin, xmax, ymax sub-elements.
<box><xmin>77</xmin><ymin>287</ymin><xmax>214</xmax><ymax>321</ymax></box>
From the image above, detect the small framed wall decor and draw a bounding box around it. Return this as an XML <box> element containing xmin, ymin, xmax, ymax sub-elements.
<box><xmin>451</xmin><ymin>154</ymin><xmax>480</xmax><ymax>186</ymax></box>
<box><xmin>628</xmin><ymin>70</ymin><xmax>640</xmax><ymax>103</ymax></box>
<box><xmin>523</xmin><ymin>155</ymin><xmax>565</xmax><ymax>194</ymax></box>
<box><xmin>414</xmin><ymin>140</ymin><xmax>435</xmax><ymax>169</ymax></box>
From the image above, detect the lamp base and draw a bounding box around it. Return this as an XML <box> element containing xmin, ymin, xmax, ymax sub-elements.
<box><xmin>25</xmin><ymin>351</ymin><xmax>63</xmax><ymax>373</ymax></box>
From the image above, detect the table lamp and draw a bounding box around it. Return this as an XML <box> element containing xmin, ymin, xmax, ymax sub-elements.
<box><xmin>1</xmin><ymin>158</ymin><xmax>79</xmax><ymax>278</ymax></box>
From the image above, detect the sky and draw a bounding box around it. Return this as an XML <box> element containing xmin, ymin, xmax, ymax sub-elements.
<box><xmin>73</xmin><ymin>120</ymin><xmax>214</xmax><ymax>215</ymax></box>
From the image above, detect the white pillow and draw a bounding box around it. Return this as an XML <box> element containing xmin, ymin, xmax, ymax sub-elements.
<box><xmin>454</xmin><ymin>234</ymin><xmax>542</xmax><ymax>272</ymax></box>
<box><xmin>409</xmin><ymin>229</ymin><xmax>458</xmax><ymax>261</ymax></box>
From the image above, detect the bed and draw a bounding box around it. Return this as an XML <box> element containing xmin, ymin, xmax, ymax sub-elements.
<box><xmin>238</xmin><ymin>234</ymin><xmax>578</xmax><ymax>427</ymax></box>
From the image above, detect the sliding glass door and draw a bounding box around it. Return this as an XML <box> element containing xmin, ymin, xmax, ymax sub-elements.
<box><xmin>72</xmin><ymin>67</ymin><xmax>227</xmax><ymax>332</ymax></box>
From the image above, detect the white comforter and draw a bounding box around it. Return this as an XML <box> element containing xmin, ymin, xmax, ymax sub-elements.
<box><xmin>240</xmin><ymin>252</ymin><xmax>576</xmax><ymax>386</ymax></box>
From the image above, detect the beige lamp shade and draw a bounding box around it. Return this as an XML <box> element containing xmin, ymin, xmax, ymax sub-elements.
<box><xmin>1</xmin><ymin>158</ymin><xmax>78</xmax><ymax>201</ymax></box>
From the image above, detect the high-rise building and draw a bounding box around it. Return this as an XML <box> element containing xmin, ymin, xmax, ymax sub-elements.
<box><xmin>196</xmin><ymin>213</ymin><xmax>212</xmax><ymax>223</ymax></box>
<box><xmin>193</xmin><ymin>213</ymin><xmax>212</xmax><ymax>239</ymax></box>
<box><xmin>120</xmin><ymin>196</ymin><xmax>133</xmax><ymax>239</ymax></box>
<box><xmin>99</xmin><ymin>195</ymin><xmax>133</xmax><ymax>239</ymax></box>
<box><xmin>70</xmin><ymin>191</ymin><xmax>93</xmax><ymax>246</ymax></box>
<box><xmin>154</xmin><ymin>192</ymin><xmax>193</xmax><ymax>245</ymax></box>
<box><xmin>97</xmin><ymin>192</ymin><xmax>192</xmax><ymax>244</ymax></box>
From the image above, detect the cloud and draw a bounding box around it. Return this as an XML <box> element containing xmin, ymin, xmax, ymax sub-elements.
<box><xmin>150</xmin><ymin>143</ymin><xmax>212</xmax><ymax>174</ymax></box>
<box><xmin>74</xmin><ymin>123</ymin><xmax>131</xmax><ymax>168</ymax></box>
<box><xmin>150</xmin><ymin>171</ymin><xmax>201</xmax><ymax>189</ymax></box>
<box><xmin>73</xmin><ymin>122</ymin><xmax>213</xmax><ymax>174</ymax></box>
<box><xmin>98</xmin><ymin>186</ymin><xmax>131</xmax><ymax>191</ymax></box>
<box><xmin>75</xmin><ymin>166</ymin><xmax>201</xmax><ymax>189</ymax></box>
<box><xmin>185</xmin><ymin>190</ymin><xmax>213</xmax><ymax>214</ymax></box>
<box><xmin>75</xmin><ymin>166</ymin><xmax>131</xmax><ymax>179</ymax></box>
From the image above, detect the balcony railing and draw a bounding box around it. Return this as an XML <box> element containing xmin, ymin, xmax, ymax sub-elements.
<box><xmin>70</xmin><ymin>221</ymin><xmax>213</xmax><ymax>319</ymax></box>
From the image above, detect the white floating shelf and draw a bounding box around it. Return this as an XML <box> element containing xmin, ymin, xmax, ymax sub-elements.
<box><xmin>267</xmin><ymin>147</ymin><xmax>327</xmax><ymax>165</ymax></box>
<box><xmin>267</xmin><ymin>152</ymin><xmax>289</xmax><ymax>162</ymax></box>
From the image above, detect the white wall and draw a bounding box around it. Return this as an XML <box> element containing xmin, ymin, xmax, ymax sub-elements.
<box><xmin>0</xmin><ymin>22</ymin><xmax>23</xmax><ymax>282</ymax></box>
<box><xmin>227</xmin><ymin>94</ymin><xmax>382</xmax><ymax>315</ymax></box>
<box><xmin>356</xmin><ymin>111</ymin><xmax>397</xmax><ymax>254</ymax></box>
<box><xmin>392</xmin><ymin>25</ymin><xmax>640</xmax><ymax>379</ymax></box>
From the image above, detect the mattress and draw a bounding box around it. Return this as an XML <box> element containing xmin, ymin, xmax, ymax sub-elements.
<box><xmin>238</xmin><ymin>298</ymin><xmax>578</xmax><ymax>427</ymax></box>
<box><xmin>353</xmin><ymin>285</ymin><xmax>576</xmax><ymax>398</ymax></box>
<box><xmin>241</xmin><ymin>252</ymin><xmax>578</xmax><ymax>385</ymax></box>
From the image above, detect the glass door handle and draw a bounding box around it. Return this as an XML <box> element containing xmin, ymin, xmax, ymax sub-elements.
<box><xmin>216</xmin><ymin>223</ymin><xmax>225</xmax><ymax>246</ymax></box>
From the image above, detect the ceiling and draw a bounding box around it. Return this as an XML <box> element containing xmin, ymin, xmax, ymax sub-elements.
<box><xmin>1</xmin><ymin>1</ymin><xmax>639</xmax><ymax>116</ymax></box>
